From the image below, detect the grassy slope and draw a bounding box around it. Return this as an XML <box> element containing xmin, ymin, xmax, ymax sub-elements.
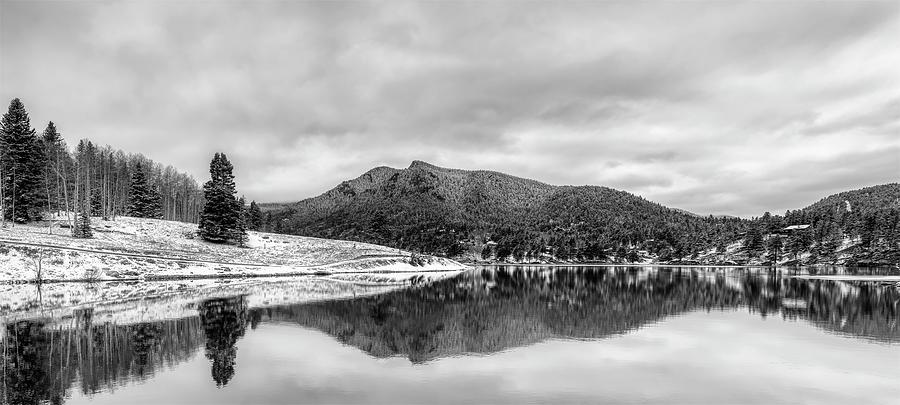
<box><xmin>0</xmin><ymin>216</ymin><xmax>465</xmax><ymax>282</ymax></box>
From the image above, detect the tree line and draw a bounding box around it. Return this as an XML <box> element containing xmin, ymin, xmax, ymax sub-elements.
<box><xmin>742</xmin><ymin>183</ymin><xmax>900</xmax><ymax>266</ymax></box>
<box><xmin>0</xmin><ymin>98</ymin><xmax>271</xmax><ymax>247</ymax></box>
<box><xmin>1</xmin><ymin>98</ymin><xmax>205</xmax><ymax>231</ymax></box>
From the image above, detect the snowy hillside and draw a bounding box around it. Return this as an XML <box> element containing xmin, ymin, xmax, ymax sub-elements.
<box><xmin>0</xmin><ymin>216</ymin><xmax>466</xmax><ymax>282</ymax></box>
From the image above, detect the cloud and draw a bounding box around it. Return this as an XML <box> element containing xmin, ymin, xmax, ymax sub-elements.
<box><xmin>1</xmin><ymin>0</ymin><xmax>897</xmax><ymax>216</ymax></box>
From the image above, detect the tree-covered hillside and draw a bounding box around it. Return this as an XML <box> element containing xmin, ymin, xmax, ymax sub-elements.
<box><xmin>262</xmin><ymin>161</ymin><xmax>898</xmax><ymax>265</ymax></box>
<box><xmin>742</xmin><ymin>183</ymin><xmax>900</xmax><ymax>266</ymax></box>
<box><xmin>262</xmin><ymin>161</ymin><xmax>748</xmax><ymax>261</ymax></box>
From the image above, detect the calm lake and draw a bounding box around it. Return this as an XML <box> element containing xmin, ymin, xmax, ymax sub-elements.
<box><xmin>2</xmin><ymin>266</ymin><xmax>899</xmax><ymax>404</ymax></box>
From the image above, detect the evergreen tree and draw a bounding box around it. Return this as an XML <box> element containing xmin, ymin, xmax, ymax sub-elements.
<box><xmin>626</xmin><ymin>249</ymin><xmax>640</xmax><ymax>263</ymax></box>
<box><xmin>40</xmin><ymin>122</ymin><xmax>60</xmax><ymax>153</ymax></box>
<box><xmin>787</xmin><ymin>228</ymin><xmax>810</xmax><ymax>261</ymax></box>
<box><xmin>766</xmin><ymin>235</ymin><xmax>783</xmax><ymax>264</ymax></box>
<box><xmin>127</xmin><ymin>163</ymin><xmax>162</xmax><ymax>218</ymax></box>
<box><xmin>247</xmin><ymin>200</ymin><xmax>263</xmax><ymax>231</ymax></box>
<box><xmin>148</xmin><ymin>185</ymin><xmax>163</xmax><ymax>219</ymax></box>
<box><xmin>0</xmin><ymin>98</ymin><xmax>46</xmax><ymax>222</ymax></box>
<box><xmin>72</xmin><ymin>199</ymin><xmax>92</xmax><ymax>238</ymax></box>
<box><xmin>41</xmin><ymin>122</ymin><xmax>62</xmax><ymax>215</ymax></box>
<box><xmin>743</xmin><ymin>226</ymin><xmax>764</xmax><ymax>257</ymax></box>
<box><xmin>232</xmin><ymin>197</ymin><xmax>248</xmax><ymax>247</ymax></box>
<box><xmin>860</xmin><ymin>214</ymin><xmax>877</xmax><ymax>248</ymax></box>
<box><xmin>821</xmin><ymin>225</ymin><xmax>842</xmax><ymax>257</ymax></box>
<box><xmin>198</xmin><ymin>153</ymin><xmax>240</xmax><ymax>243</ymax></box>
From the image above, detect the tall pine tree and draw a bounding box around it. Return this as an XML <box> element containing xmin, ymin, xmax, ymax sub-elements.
<box><xmin>0</xmin><ymin>98</ymin><xmax>46</xmax><ymax>222</ymax></box>
<box><xmin>127</xmin><ymin>162</ymin><xmax>162</xmax><ymax>218</ymax></box>
<box><xmin>41</xmin><ymin>122</ymin><xmax>64</xmax><ymax>215</ymax></box>
<box><xmin>766</xmin><ymin>234</ymin><xmax>783</xmax><ymax>264</ymax></box>
<box><xmin>232</xmin><ymin>196</ymin><xmax>248</xmax><ymax>247</ymax></box>
<box><xmin>198</xmin><ymin>153</ymin><xmax>240</xmax><ymax>243</ymax></box>
<box><xmin>72</xmin><ymin>198</ymin><xmax>93</xmax><ymax>238</ymax></box>
<box><xmin>247</xmin><ymin>200</ymin><xmax>263</xmax><ymax>231</ymax></box>
<box><xmin>743</xmin><ymin>226</ymin><xmax>764</xmax><ymax>257</ymax></box>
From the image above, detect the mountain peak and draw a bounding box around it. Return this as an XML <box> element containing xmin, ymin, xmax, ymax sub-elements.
<box><xmin>409</xmin><ymin>160</ymin><xmax>439</xmax><ymax>169</ymax></box>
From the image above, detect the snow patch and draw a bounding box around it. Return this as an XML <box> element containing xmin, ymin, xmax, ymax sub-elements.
<box><xmin>0</xmin><ymin>216</ymin><xmax>467</xmax><ymax>281</ymax></box>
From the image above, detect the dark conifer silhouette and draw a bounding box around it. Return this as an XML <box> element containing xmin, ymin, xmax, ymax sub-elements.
<box><xmin>198</xmin><ymin>153</ymin><xmax>240</xmax><ymax>243</ymax></box>
<box><xmin>127</xmin><ymin>162</ymin><xmax>162</xmax><ymax>218</ymax></box>
<box><xmin>41</xmin><ymin>121</ymin><xmax>64</xmax><ymax>219</ymax></box>
<box><xmin>247</xmin><ymin>200</ymin><xmax>263</xmax><ymax>231</ymax></box>
<box><xmin>72</xmin><ymin>198</ymin><xmax>93</xmax><ymax>238</ymax></box>
<box><xmin>131</xmin><ymin>323</ymin><xmax>163</xmax><ymax>376</ymax></box>
<box><xmin>743</xmin><ymin>226</ymin><xmax>764</xmax><ymax>257</ymax></box>
<box><xmin>198</xmin><ymin>297</ymin><xmax>248</xmax><ymax>387</ymax></box>
<box><xmin>0</xmin><ymin>98</ymin><xmax>46</xmax><ymax>222</ymax></box>
<box><xmin>766</xmin><ymin>235</ymin><xmax>783</xmax><ymax>264</ymax></box>
<box><xmin>232</xmin><ymin>196</ymin><xmax>248</xmax><ymax>247</ymax></box>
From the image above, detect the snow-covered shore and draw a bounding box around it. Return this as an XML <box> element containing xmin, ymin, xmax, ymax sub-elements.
<box><xmin>0</xmin><ymin>270</ymin><xmax>466</xmax><ymax>326</ymax></box>
<box><xmin>0</xmin><ymin>216</ymin><xmax>467</xmax><ymax>282</ymax></box>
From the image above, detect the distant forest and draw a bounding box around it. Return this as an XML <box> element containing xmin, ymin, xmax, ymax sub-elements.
<box><xmin>748</xmin><ymin>184</ymin><xmax>900</xmax><ymax>265</ymax></box>
<box><xmin>0</xmin><ymin>98</ymin><xmax>203</xmax><ymax>225</ymax></box>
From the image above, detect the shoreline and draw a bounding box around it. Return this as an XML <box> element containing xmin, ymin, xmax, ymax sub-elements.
<box><xmin>464</xmin><ymin>262</ymin><xmax>899</xmax><ymax>270</ymax></box>
<box><xmin>0</xmin><ymin>266</ymin><xmax>471</xmax><ymax>285</ymax></box>
<box><xmin>0</xmin><ymin>216</ymin><xmax>468</xmax><ymax>283</ymax></box>
<box><xmin>0</xmin><ymin>270</ymin><xmax>467</xmax><ymax>325</ymax></box>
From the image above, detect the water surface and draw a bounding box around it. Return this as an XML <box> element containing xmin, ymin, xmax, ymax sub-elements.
<box><xmin>2</xmin><ymin>266</ymin><xmax>898</xmax><ymax>404</ymax></box>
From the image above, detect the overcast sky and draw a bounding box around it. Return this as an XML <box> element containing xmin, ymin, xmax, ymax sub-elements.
<box><xmin>1</xmin><ymin>1</ymin><xmax>898</xmax><ymax>217</ymax></box>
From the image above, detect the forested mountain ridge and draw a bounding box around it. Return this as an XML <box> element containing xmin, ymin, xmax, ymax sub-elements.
<box><xmin>262</xmin><ymin>162</ymin><xmax>899</xmax><ymax>266</ymax></box>
<box><xmin>260</xmin><ymin>160</ymin><xmax>556</xmax><ymax>223</ymax></box>
<box><xmin>261</xmin><ymin>161</ymin><xmax>748</xmax><ymax>262</ymax></box>
<box><xmin>803</xmin><ymin>183</ymin><xmax>899</xmax><ymax>224</ymax></box>
<box><xmin>765</xmin><ymin>183</ymin><xmax>900</xmax><ymax>266</ymax></box>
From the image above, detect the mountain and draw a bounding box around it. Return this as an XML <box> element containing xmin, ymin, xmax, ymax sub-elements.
<box><xmin>261</xmin><ymin>161</ymin><xmax>748</xmax><ymax>262</ymax></box>
<box><xmin>803</xmin><ymin>184</ymin><xmax>899</xmax><ymax>218</ymax></box>
<box><xmin>262</xmin><ymin>162</ymin><xmax>900</xmax><ymax>266</ymax></box>
<box><xmin>261</xmin><ymin>160</ymin><xmax>556</xmax><ymax>228</ymax></box>
<box><xmin>776</xmin><ymin>183</ymin><xmax>900</xmax><ymax>266</ymax></box>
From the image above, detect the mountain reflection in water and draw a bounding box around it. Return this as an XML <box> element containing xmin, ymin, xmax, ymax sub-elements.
<box><xmin>1</xmin><ymin>266</ymin><xmax>898</xmax><ymax>404</ymax></box>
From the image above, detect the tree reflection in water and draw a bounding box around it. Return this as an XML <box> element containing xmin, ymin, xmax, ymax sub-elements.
<box><xmin>131</xmin><ymin>323</ymin><xmax>163</xmax><ymax>378</ymax></box>
<box><xmin>2</xmin><ymin>321</ymin><xmax>60</xmax><ymax>405</ymax></box>
<box><xmin>198</xmin><ymin>296</ymin><xmax>249</xmax><ymax>388</ymax></box>
<box><xmin>1</xmin><ymin>267</ymin><xmax>897</xmax><ymax>404</ymax></box>
<box><xmin>259</xmin><ymin>267</ymin><xmax>898</xmax><ymax>362</ymax></box>
<box><xmin>1</xmin><ymin>315</ymin><xmax>204</xmax><ymax>404</ymax></box>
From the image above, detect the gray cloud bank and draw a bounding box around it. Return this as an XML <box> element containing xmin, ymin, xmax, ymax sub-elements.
<box><xmin>2</xmin><ymin>0</ymin><xmax>898</xmax><ymax>217</ymax></box>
